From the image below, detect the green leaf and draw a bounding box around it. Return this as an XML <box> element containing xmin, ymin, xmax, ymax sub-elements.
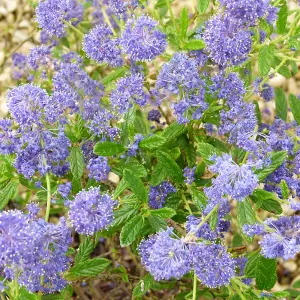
<box><xmin>148</xmin><ymin>215</ymin><xmax>168</xmax><ymax>231</ymax></box>
<box><xmin>139</xmin><ymin>135</ymin><xmax>165</xmax><ymax>149</ymax></box>
<box><xmin>67</xmin><ymin>258</ymin><xmax>110</xmax><ymax>280</ymax></box>
<box><xmin>196</xmin><ymin>142</ymin><xmax>223</xmax><ymax>164</ymax></box>
<box><xmin>149</xmin><ymin>207</ymin><xmax>176</xmax><ymax>218</ymax></box>
<box><xmin>94</xmin><ymin>141</ymin><xmax>125</xmax><ymax>156</ymax></box>
<box><xmin>150</xmin><ymin>162</ymin><xmax>167</xmax><ymax>186</ymax></box>
<box><xmin>258</xmin><ymin>45</ymin><xmax>275</xmax><ymax>76</ymax></box>
<box><xmin>289</xmin><ymin>94</ymin><xmax>300</xmax><ymax>125</ymax></box>
<box><xmin>0</xmin><ymin>180</ymin><xmax>18</xmax><ymax>210</ymax></box>
<box><xmin>120</xmin><ymin>214</ymin><xmax>144</xmax><ymax>246</ymax></box>
<box><xmin>191</xmin><ymin>188</ymin><xmax>207</xmax><ymax>210</ymax></box>
<box><xmin>198</xmin><ymin>0</ymin><xmax>210</xmax><ymax>13</ymax></box>
<box><xmin>237</xmin><ymin>198</ymin><xmax>256</xmax><ymax>241</ymax></box>
<box><xmin>154</xmin><ymin>0</ymin><xmax>175</xmax><ymax>8</ymax></box>
<box><xmin>112</xmin><ymin>203</ymin><xmax>139</xmax><ymax>228</ymax></box>
<box><xmin>179</xmin><ymin>7</ymin><xmax>189</xmax><ymax>39</ymax></box>
<box><xmin>183</xmin><ymin>39</ymin><xmax>205</xmax><ymax>50</ymax></box>
<box><xmin>133</xmin><ymin>274</ymin><xmax>154</xmax><ymax>297</ymax></box>
<box><xmin>123</xmin><ymin>169</ymin><xmax>148</xmax><ymax>202</ymax></box>
<box><xmin>276</xmin><ymin>1</ymin><xmax>288</xmax><ymax>34</ymax></box>
<box><xmin>68</xmin><ymin>146</ymin><xmax>84</xmax><ymax>179</ymax></box>
<box><xmin>102</xmin><ymin>67</ymin><xmax>127</xmax><ymax>85</ymax></box>
<box><xmin>255</xmin><ymin>151</ymin><xmax>287</xmax><ymax>181</ymax></box>
<box><xmin>114</xmin><ymin>178</ymin><xmax>129</xmax><ymax>199</ymax></box>
<box><xmin>250</xmin><ymin>189</ymin><xmax>282</xmax><ymax>215</ymax></box>
<box><xmin>74</xmin><ymin>237</ymin><xmax>95</xmax><ymax>265</ymax></box>
<box><xmin>245</xmin><ymin>251</ymin><xmax>260</xmax><ymax>278</ymax></box>
<box><xmin>162</xmin><ymin>123</ymin><xmax>187</xmax><ymax>143</ymax></box>
<box><xmin>19</xmin><ymin>287</ymin><xmax>40</xmax><ymax>300</ymax></box>
<box><xmin>292</xmin><ymin>280</ymin><xmax>300</xmax><ymax>288</ymax></box>
<box><xmin>156</xmin><ymin>150</ymin><xmax>184</xmax><ymax>183</ymax></box>
<box><xmin>280</xmin><ymin>179</ymin><xmax>289</xmax><ymax>199</ymax></box>
<box><xmin>275</xmin><ymin>87</ymin><xmax>287</xmax><ymax>121</ymax></box>
<box><xmin>118</xmin><ymin>158</ymin><xmax>147</xmax><ymax>177</ymax></box>
<box><xmin>256</xmin><ymin>256</ymin><xmax>277</xmax><ymax>290</ymax></box>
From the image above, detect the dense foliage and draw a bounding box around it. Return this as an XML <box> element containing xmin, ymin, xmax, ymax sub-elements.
<box><xmin>1</xmin><ymin>0</ymin><xmax>300</xmax><ymax>298</ymax></box>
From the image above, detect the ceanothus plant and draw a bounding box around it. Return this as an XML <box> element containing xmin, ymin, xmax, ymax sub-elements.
<box><xmin>1</xmin><ymin>0</ymin><xmax>300</xmax><ymax>298</ymax></box>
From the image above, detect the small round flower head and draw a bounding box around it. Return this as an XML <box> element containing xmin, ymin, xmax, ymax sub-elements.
<box><xmin>0</xmin><ymin>210</ymin><xmax>35</xmax><ymax>266</ymax></box>
<box><xmin>259</xmin><ymin>216</ymin><xmax>300</xmax><ymax>260</ymax></box>
<box><xmin>242</xmin><ymin>223</ymin><xmax>265</xmax><ymax>237</ymax></box>
<box><xmin>110</xmin><ymin>74</ymin><xmax>148</xmax><ymax>114</ymax></box>
<box><xmin>190</xmin><ymin>243</ymin><xmax>236</xmax><ymax>288</ymax></box>
<box><xmin>12</xmin><ymin>53</ymin><xmax>28</xmax><ymax>80</ymax></box>
<box><xmin>156</xmin><ymin>53</ymin><xmax>201</xmax><ymax>94</ymax></box>
<box><xmin>148</xmin><ymin>181</ymin><xmax>176</xmax><ymax>209</ymax></box>
<box><xmin>266</xmin><ymin>5</ymin><xmax>278</xmax><ymax>24</ymax></box>
<box><xmin>68</xmin><ymin>187</ymin><xmax>116</xmax><ymax>235</ymax></box>
<box><xmin>174</xmin><ymin>92</ymin><xmax>208</xmax><ymax>124</ymax></box>
<box><xmin>127</xmin><ymin>134</ymin><xmax>144</xmax><ymax>156</ymax></box>
<box><xmin>106</xmin><ymin>0</ymin><xmax>138</xmax><ymax>15</ymax></box>
<box><xmin>19</xmin><ymin>217</ymin><xmax>72</xmax><ymax>293</ymax></box>
<box><xmin>148</xmin><ymin>109</ymin><xmax>161</xmax><ymax>123</ymax></box>
<box><xmin>61</xmin><ymin>52</ymin><xmax>83</xmax><ymax>65</ymax></box>
<box><xmin>0</xmin><ymin>119</ymin><xmax>19</xmax><ymax>154</ymax></box>
<box><xmin>183</xmin><ymin>167</ymin><xmax>196</xmax><ymax>185</ymax></box>
<box><xmin>189</xmin><ymin>50</ymin><xmax>208</xmax><ymax>68</ymax></box>
<box><xmin>83</xmin><ymin>24</ymin><xmax>123</xmax><ymax>66</ymax></box>
<box><xmin>7</xmin><ymin>84</ymin><xmax>49</xmax><ymax>127</ymax></box>
<box><xmin>139</xmin><ymin>228</ymin><xmax>191</xmax><ymax>281</ymax></box>
<box><xmin>58</xmin><ymin>182</ymin><xmax>72</xmax><ymax>198</ymax></box>
<box><xmin>36</xmin><ymin>0</ymin><xmax>84</xmax><ymax>38</ymax></box>
<box><xmin>219</xmin><ymin>0</ymin><xmax>268</xmax><ymax>25</ymax></box>
<box><xmin>203</xmin><ymin>14</ymin><xmax>252</xmax><ymax>66</ymax></box>
<box><xmin>254</xmin><ymin>79</ymin><xmax>274</xmax><ymax>101</ymax></box>
<box><xmin>120</xmin><ymin>15</ymin><xmax>167</xmax><ymax>61</ymax></box>
<box><xmin>87</xmin><ymin>157</ymin><xmax>110</xmax><ymax>182</ymax></box>
<box><xmin>204</xmin><ymin>154</ymin><xmax>259</xmax><ymax>202</ymax></box>
<box><xmin>14</xmin><ymin>129</ymin><xmax>70</xmax><ymax>179</ymax></box>
<box><xmin>26</xmin><ymin>203</ymin><xmax>40</xmax><ymax>219</ymax></box>
<box><xmin>27</xmin><ymin>45</ymin><xmax>52</xmax><ymax>70</ymax></box>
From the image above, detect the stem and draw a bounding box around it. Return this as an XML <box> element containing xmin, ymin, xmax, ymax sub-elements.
<box><xmin>230</xmin><ymin>278</ymin><xmax>246</xmax><ymax>300</ymax></box>
<box><xmin>276</xmin><ymin>55</ymin><xmax>300</xmax><ymax>62</ymax></box>
<box><xmin>165</xmin><ymin>0</ymin><xmax>177</xmax><ymax>30</ymax></box>
<box><xmin>102</xmin><ymin>7</ymin><xmax>117</xmax><ymax>35</ymax></box>
<box><xmin>44</xmin><ymin>172</ymin><xmax>51</xmax><ymax>222</ymax></box>
<box><xmin>62</xmin><ymin>19</ymin><xmax>84</xmax><ymax>37</ymax></box>
<box><xmin>181</xmin><ymin>192</ymin><xmax>193</xmax><ymax>214</ymax></box>
<box><xmin>192</xmin><ymin>271</ymin><xmax>197</xmax><ymax>300</ymax></box>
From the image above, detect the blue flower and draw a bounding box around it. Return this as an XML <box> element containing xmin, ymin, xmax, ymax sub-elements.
<box><xmin>83</xmin><ymin>24</ymin><xmax>123</xmax><ymax>66</ymax></box>
<box><xmin>68</xmin><ymin>187</ymin><xmax>116</xmax><ymax>235</ymax></box>
<box><xmin>120</xmin><ymin>15</ymin><xmax>167</xmax><ymax>61</ymax></box>
<box><xmin>87</xmin><ymin>157</ymin><xmax>110</xmax><ymax>182</ymax></box>
<box><xmin>204</xmin><ymin>154</ymin><xmax>259</xmax><ymax>202</ymax></box>
<box><xmin>7</xmin><ymin>84</ymin><xmax>50</xmax><ymax>127</ymax></box>
<box><xmin>203</xmin><ymin>14</ymin><xmax>252</xmax><ymax>66</ymax></box>
<box><xmin>190</xmin><ymin>243</ymin><xmax>236</xmax><ymax>288</ymax></box>
<box><xmin>156</xmin><ymin>53</ymin><xmax>201</xmax><ymax>94</ymax></box>
<box><xmin>148</xmin><ymin>181</ymin><xmax>176</xmax><ymax>209</ymax></box>
<box><xmin>139</xmin><ymin>228</ymin><xmax>191</xmax><ymax>281</ymax></box>
<box><xmin>36</xmin><ymin>0</ymin><xmax>83</xmax><ymax>37</ymax></box>
<box><xmin>110</xmin><ymin>74</ymin><xmax>148</xmax><ymax>114</ymax></box>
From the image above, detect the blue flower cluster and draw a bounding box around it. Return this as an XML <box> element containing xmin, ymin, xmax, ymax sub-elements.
<box><xmin>68</xmin><ymin>187</ymin><xmax>116</xmax><ymax>235</ymax></box>
<box><xmin>139</xmin><ymin>228</ymin><xmax>236</xmax><ymax>287</ymax></box>
<box><xmin>0</xmin><ymin>210</ymin><xmax>72</xmax><ymax>293</ymax></box>
<box><xmin>148</xmin><ymin>181</ymin><xmax>176</xmax><ymax>209</ymax></box>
